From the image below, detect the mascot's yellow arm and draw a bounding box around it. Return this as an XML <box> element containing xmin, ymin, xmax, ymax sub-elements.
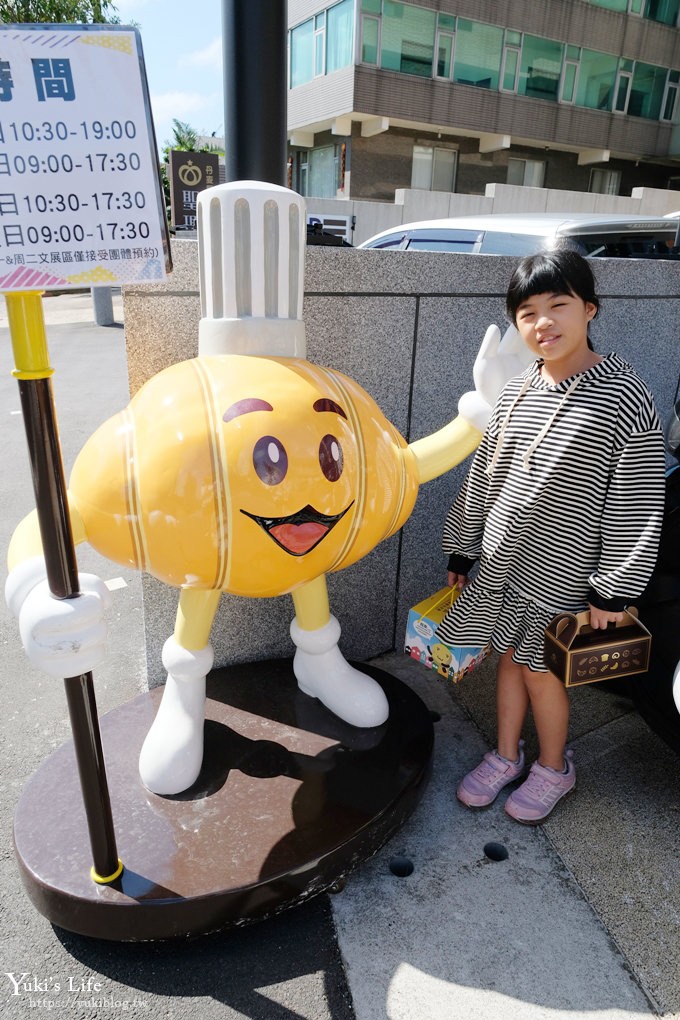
<box><xmin>408</xmin><ymin>415</ymin><xmax>483</xmax><ymax>485</ymax></box>
<box><xmin>7</xmin><ymin>495</ymin><xmax>86</xmax><ymax>571</ymax></box>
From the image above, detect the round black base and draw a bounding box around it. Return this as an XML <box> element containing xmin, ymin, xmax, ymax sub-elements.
<box><xmin>13</xmin><ymin>659</ymin><xmax>434</xmax><ymax>941</ymax></box>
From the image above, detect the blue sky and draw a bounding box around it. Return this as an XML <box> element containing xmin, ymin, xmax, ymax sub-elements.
<box><xmin>115</xmin><ymin>0</ymin><xmax>225</xmax><ymax>153</ymax></box>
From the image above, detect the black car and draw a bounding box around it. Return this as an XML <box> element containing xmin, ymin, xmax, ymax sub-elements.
<box><xmin>634</xmin><ymin>393</ymin><xmax>680</xmax><ymax>754</ymax></box>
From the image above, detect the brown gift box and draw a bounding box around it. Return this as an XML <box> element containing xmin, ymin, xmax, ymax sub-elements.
<box><xmin>544</xmin><ymin>608</ymin><xmax>651</xmax><ymax>687</ymax></box>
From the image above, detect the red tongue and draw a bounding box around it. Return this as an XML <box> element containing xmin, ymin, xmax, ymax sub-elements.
<box><xmin>269</xmin><ymin>521</ymin><xmax>329</xmax><ymax>554</ymax></box>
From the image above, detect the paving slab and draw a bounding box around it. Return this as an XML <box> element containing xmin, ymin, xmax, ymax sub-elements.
<box><xmin>331</xmin><ymin>652</ymin><xmax>678</xmax><ymax>1020</ymax></box>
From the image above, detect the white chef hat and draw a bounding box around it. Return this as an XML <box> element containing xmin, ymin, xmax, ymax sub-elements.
<box><xmin>197</xmin><ymin>180</ymin><xmax>306</xmax><ymax>358</ymax></box>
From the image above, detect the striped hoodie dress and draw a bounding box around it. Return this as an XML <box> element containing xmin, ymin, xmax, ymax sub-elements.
<box><xmin>436</xmin><ymin>353</ymin><xmax>666</xmax><ymax>671</ymax></box>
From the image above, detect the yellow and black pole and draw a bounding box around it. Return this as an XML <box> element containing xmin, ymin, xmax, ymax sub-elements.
<box><xmin>6</xmin><ymin>290</ymin><xmax>122</xmax><ymax>885</ymax></box>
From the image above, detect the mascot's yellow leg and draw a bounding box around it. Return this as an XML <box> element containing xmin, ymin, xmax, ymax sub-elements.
<box><xmin>289</xmin><ymin>573</ymin><xmax>389</xmax><ymax>728</ymax></box>
<box><xmin>174</xmin><ymin>587</ymin><xmax>221</xmax><ymax>649</ymax></box>
<box><xmin>138</xmin><ymin>587</ymin><xmax>221</xmax><ymax>796</ymax></box>
<box><xmin>291</xmin><ymin>574</ymin><xmax>330</xmax><ymax>630</ymax></box>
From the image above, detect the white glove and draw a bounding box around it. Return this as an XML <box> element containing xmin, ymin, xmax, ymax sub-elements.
<box><xmin>5</xmin><ymin>556</ymin><xmax>111</xmax><ymax>678</ymax></box>
<box><xmin>458</xmin><ymin>324</ymin><xmax>533</xmax><ymax>432</ymax></box>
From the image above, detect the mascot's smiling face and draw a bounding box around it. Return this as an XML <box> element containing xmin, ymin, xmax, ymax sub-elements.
<box><xmin>219</xmin><ymin>357</ymin><xmax>362</xmax><ymax>595</ymax></box>
<box><xmin>224</xmin><ymin>394</ymin><xmax>355</xmax><ymax>558</ymax></box>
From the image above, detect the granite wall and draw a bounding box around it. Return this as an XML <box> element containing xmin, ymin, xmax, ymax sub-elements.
<box><xmin>123</xmin><ymin>242</ymin><xmax>680</xmax><ymax>685</ymax></box>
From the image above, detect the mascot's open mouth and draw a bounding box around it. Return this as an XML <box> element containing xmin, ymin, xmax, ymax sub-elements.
<box><xmin>240</xmin><ymin>502</ymin><xmax>354</xmax><ymax>556</ymax></box>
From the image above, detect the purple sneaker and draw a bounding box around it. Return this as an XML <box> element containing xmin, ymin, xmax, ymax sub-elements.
<box><xmin>505</xmin><ymin>750</ymin><xmax>576</xmax><ymax>824</ymax></box>
<box><xmin>456</xmin><ymin>741</ymin><xmax>526</xmax><ymax>809</ymax></box>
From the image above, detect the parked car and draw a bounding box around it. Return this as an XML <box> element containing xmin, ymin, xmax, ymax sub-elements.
<box><xmin>358</xmin><ymin>213</ymin><xmax>680</xmax><ymax>259</ymax></box>
<box><xmin>635</xmin><ymin>391</ymin><xmax>680</xmax><ymax>755</ymax></box>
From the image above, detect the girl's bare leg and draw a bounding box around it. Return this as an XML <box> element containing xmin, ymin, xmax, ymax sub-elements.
<box><xmin>523</xmin><ymin>666</ymin><xmax>570</xmax><ymax>771</ymax></box>
<box><xmin>496</xmin><ymin>649</ymin><xmax>530</xmax><ymax>761</ymax></box>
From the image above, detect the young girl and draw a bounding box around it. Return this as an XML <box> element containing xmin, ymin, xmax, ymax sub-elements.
<box><xmin>437</xmin><ymin>249</ymin><xmax>666</xmax><ymax>824</ymax></box>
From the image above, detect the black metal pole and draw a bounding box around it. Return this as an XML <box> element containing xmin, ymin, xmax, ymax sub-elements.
<box><xmin>222</xmin><ymin>0</ymin><xmax>287</xmax><ymax>185</ymax></box>
<box><xmin>8</xmin><ymin>291</ymin><xmax>121</xmax><ymax>884</ymax></box>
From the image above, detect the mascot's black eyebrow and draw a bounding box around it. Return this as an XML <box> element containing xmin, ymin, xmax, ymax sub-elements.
<box><xmin>313</xmin><ymin>398</ymin><xmax>347</xmax><ymax>419</ymax></box>
<box><xmin>223</xmin><ymin>398</ymin><xmax>273</xmax><ymax>422</ymax></box>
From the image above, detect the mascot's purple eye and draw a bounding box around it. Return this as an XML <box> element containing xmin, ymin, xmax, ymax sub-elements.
<box><xmin>253</xmin><ymin>436</ymin><xmax>288</xmax><ymax>485</ymax></box>
<box><xmin>319</xmin><ymin>434</ymin><xmax>343</xmax><ymax>482</ymax></box>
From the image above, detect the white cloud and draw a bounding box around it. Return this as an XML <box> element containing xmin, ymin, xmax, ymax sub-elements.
<box><xmin>179</xmin><ymin>37</ymin><xmax>223</xmax><ymax>71</ymax></box>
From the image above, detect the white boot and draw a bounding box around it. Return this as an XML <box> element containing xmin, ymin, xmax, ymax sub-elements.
<box><xmin>138</xmin><ymin>637</ymin><xmax>213</xmax><ymax>795</ymax></box>
<box><xmin>290</xmin><ymin>615</ymin><xmax>389</xmax><ymax>728</ymax></box>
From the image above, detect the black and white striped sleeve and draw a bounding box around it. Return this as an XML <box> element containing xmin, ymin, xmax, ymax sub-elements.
<box><xmin>588</xmin><ymin>393</ymin><xmax>666</xmax><ymax>609</ymax></box>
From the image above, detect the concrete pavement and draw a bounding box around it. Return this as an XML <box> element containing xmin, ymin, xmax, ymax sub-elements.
<box><xmin>1</xmin><ymin>292</ymin><xmax>678</xmax><ymax>1019</ymax></box>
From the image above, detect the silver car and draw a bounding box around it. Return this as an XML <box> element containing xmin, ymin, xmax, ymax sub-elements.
<box><xmin>358</xmin><ymin>213</ymin><xmax>680</xmax><ymax>259</ymax></box>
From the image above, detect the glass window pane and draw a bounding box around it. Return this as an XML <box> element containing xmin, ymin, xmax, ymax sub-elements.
<box><xmin>315</xmin><ymin>32</ymin><xmax>325</xmax><ymax>75</ymax></box>
<box><xmin>432</xmin><ymin>148</ymin><xmax>456</xmax><ymax>191</ymax></box>
<box><xmin>507</xmin><ymin>158</ymin><xmax>525</xmax><ymax>185</ymax></box>
<box><xmin>591</xmin><ymin>0</ymin><xmax>627</xmax><ymax>10</ymax></box>
<box><xmin>327</xmin><ymin>0</ymin><xmax>354</xmax><ymax>73</ymax></box>
<box><xmin>308</xmin><ymin>145</ymin><xmax>338</xmax><ymax>198</ymax></box>
<box><xmin>362</xmin><ymin>0</ymin><xmax>381</xmax><ymax>11</ymax></box>
<box><xmin>566</xmin><ymin>45</ymin><xmax>581</xmax><ymax>60</ymax></box>
<box><xmin>519</xmin><ymin>34</ymin><xmax>563</xmax><ymax>101</ymax></box>
<box><xmin>574</xmin><ymin>49</ymin><xmax>618</xmax><ymax>110</ymax></box>
<box><xmin>505</xmin><ymin>30</ymin><xmax>521</xmax><ymax>45</ymax></box>
<box><xmin>437</xmin><ymin>34</ymin><xmax>453</xmax><ymax>78</ymax></box>
<box><xmin>453</xmin><ymin>19</ymin><xmax>503</xmax><ymax>90</ymax></box>
<box><xmin>411</xmin><ymin>145</ymin><xmax>433</xmax><ymax>188</ymax></box>
<box><xmin>408</xmin><ymin>238</ymin><xmax>475</xmax><ymax>251</ymax></box>
<box><xmin>615</xmin><ymin>74</ymin><xmax>631</xmax><ymax>111</ymax></box>
<box><xmin>507</xmin><ymin>158</ymin><xmax>545</xmax><ymax>186</ymax></box>
<box><xmin>663</xmin><ymin>83</ymin><xmax>678</xmax><ymax>119</ymax></box>
<box><xmin>503</xmin><ymin>49</ymin><xmax>518</xmax><ymax>91</ymax></box>
<box><xmin>645</xmin><ymin>0</ymin><xmax>680</xmax><ymax>26</ymax></box>
<box><xmin>291</xmin><ymin>19</ymin><xmax>314</xmax><ymax>88</ymax></box>
<box><xmin>438</xmin><ymin>13</ymin><xmax>456</xmax><ymax>30</ymax></box>
<box><xmin>562</xmin><ymin>63</ymin><xmax>577</xmax><ymax>101</ymax></box>
<box><xmin>630</xmin><ymin>61</ymin><xmax>668</xmax><ymax>118</ymax></box>
<box><xmin>524</xmin><ymin>159</ymin><xmax>545</xmax><ymax>187</ymax></box>
<box><xmin>362</xmin><ymin>16</ymin><xmax>379</xmax><ymax>63</ymax></box>
<box><xmin>382</xmin><ymin>0</ymin><xmax>436</xmax><ymax>77</ymax></box>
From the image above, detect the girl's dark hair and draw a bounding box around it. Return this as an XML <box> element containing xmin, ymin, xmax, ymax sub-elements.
<box><xmin>506</xmin><ymin>248</ymin><xmax>600</xmax><ymax>349</ymax></box>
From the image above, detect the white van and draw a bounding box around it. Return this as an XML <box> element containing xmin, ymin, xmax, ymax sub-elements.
<box><xmin>358</xmin><ymin>213</ymin><xmax>680</xmax><ymax>259</ymax></box>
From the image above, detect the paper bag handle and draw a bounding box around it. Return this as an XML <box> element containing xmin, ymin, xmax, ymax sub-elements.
<box><xmin>547</xmin><ymin>606</ymin><xmax>639</xmax><ymax>650</ymax></box>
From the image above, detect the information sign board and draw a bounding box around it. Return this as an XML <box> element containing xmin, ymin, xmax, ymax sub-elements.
<box><xmin>0</xmin><ymin>24</ymin><xmax>171</xmax><ymax>291</ymax></box>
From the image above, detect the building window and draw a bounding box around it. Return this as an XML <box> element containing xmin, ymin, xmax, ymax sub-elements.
<box><xmin>662</xmin><ymin>70</ymin><xmax>680</xmax><ymax>120</ymax></box>
<box><xmin>452</xmin><ymin>19</ymin><xmax>503</xmax><ymax>90</ymax></box>
<box><xmin>501</xmin><ymin>30</ymin><xmax>521</xmax><ymax>92</ymax></box>
<box><xmin>614</xmin><ymin>59</ymin><xmax>634</xmax><ymax>112</ymax></box>
<box><xmin>560</xmin><ymin>46</ymin><xmax>581</xmax><ymax>103</ymax></box>
<box><xmin>629</xmin><ymin>61</ymin><xmax>671</xmax><ymax>118</ymax></box>
<box><xmin>574</xmin><ymin>49</ymin><xmax>619</xmax><ymax>111</ymax></box>
<box><xmin>588</xmin><ymin>0</ymin><xmax>680</xmax><ymax>25</ymax></box>
<box><xmin>290</xmin><ymin>19</ymin><xmax>314</xmax><ymax>88</ymax></box>
<box><xmin>381</xmin><ymin>1</ymin><xmax>436</xmax><ymax>77</ymax></box>
<box><xmin>314</xmin><ymin>13</ymin><xmax>326</xmax><ymax>77</ymax></box>
<box><xmin>293</xmin><ymin>145</ymin><xmax>341</xmax><ymax>198</ymax></box>
<box><xmin>411</xmin><ymin>145</ymin><xmax>457</xmax><ymax>191</ymax></box>
<box><xmin>589</xmin><ymin>168</ymin><xmax>621</xmax><ymax>194</ymax></box>
<box><xmin>361</xmin><ymin>14</ymin><xmax>380</xmax><ymax>64</ymax></box>
<box><xmin>435</xmin><ymin>12</ymin><xmax>456</xmax><ymax>79</ymax></box>
<box><xmin>520</xmin><ymin>35</ymin><xmax>563</xmax><ymax>102</ymax></box>
<box><xmin>507</xmin><ymin>158</ymin><xmax>545</xmax><ymax>187</ymax></box>
<box><xmin>327</xmin><ymin>0</ymin><xmax>354</xmax><ymax>73</ymax></box>
<box><xmin>290</xmin><ymin>1</ymin><xmax>354</xmax><ymax>87</ymax></box>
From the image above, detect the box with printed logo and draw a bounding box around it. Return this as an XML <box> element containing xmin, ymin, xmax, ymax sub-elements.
<box><xmin>404</xmin><ymin>587</ymin><xmax>490</xmax><ymax>683</ymax></box>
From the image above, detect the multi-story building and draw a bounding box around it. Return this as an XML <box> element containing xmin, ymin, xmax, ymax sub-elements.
<box><xmin>287</xmin><ymin>0</ymin><xmax>680</xmax><ymax>203</ymax></box>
